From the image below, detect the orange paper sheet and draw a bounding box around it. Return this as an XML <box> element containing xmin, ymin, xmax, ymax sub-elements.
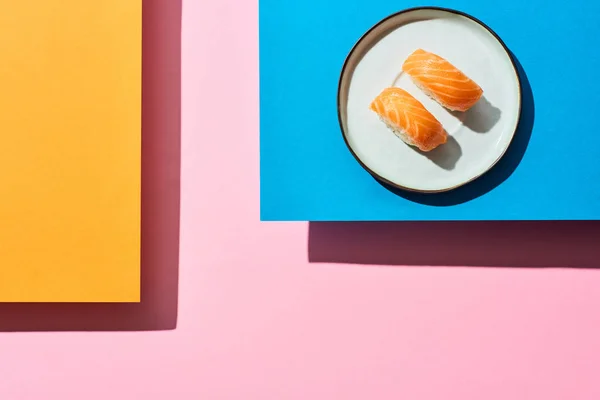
<box><xmin>0</xmin><ymin>1</ymin><xmax>141</xmax><ymax>302</ymax></box>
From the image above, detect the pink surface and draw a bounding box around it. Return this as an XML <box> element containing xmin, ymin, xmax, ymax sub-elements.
<box><xmin>1</xmin><ymin>0</ymin><xmax>600</xmax><ymax>398</ymax></box>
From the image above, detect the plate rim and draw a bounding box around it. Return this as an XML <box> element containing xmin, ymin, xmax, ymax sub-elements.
<box><xmin>337</xmin><ymin>6</ymin><xmax>524</xmax><ymax>194</ymax></box>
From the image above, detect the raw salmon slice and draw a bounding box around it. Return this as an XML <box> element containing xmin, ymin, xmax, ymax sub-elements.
<box><xmin>369</xmin><ymin>87</ymin><xmax>447</xmax><ymax>152</ymax></box>
<box><xmin>402</xmin><ymin>49</ymin><xmax>483</xmax><ymax>112</ymax></box>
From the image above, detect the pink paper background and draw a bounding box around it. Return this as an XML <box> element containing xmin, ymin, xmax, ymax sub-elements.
<box><xmin>1</xmin><ymin>0</ymin><xmax>600</xmax><ymax>398</ymax></box>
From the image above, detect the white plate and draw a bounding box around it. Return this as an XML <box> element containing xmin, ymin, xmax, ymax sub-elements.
<box><xmin>338</xmin><ymin>7</ymin><xmax>522</xmax><ymax>193</ymax></box>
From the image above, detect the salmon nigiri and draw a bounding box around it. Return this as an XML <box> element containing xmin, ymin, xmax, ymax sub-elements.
<box><xmin>369</xmin><ymin>87</ymin><xmax>447</xmax><ymax>152</ymax></box>
<box><xmin>402</xmin><ymin>49</ymin><xmax>483</xmax><ymax>112</ymax></box>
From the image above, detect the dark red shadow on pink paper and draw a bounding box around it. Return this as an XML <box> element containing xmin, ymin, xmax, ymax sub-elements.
<box><xmin>0</xmin><ymin>0</ymin><xmax>182</xmax><ymax>332</ymax></box>
<box><xmin>309</xmin><ymin>221</ymin><xmax>600</xmax><ymax>268</ymax></box>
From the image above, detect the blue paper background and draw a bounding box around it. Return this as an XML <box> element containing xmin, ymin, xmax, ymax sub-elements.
<box><xmin>260</xmin><ymin>0</ymin><xmax>600</xmax><ymax>221</ymax></box>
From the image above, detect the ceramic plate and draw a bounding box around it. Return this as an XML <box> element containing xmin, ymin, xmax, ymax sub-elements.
<box><xmin>338</xmin><ymin>7</ymin><xmax>522</xmax><ymax>192</ymax></box>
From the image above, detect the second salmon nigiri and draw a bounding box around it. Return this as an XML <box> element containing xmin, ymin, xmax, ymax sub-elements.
<box><xmin>402</xmin><ymin>49</ymin><xmax>483</xmax><ymax>112</ymax></box>
<box><xmin>370</xmin><ymin>87</ymin><xmax>447</xmax><ymax>152</ymax></box>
